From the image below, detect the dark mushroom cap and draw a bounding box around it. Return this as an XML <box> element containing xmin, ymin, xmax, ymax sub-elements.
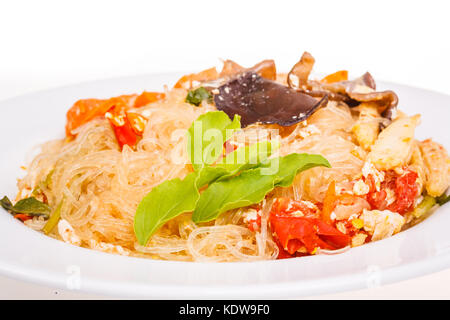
<box><xmin>214</xmin><ymin>72</ymin><xmax>328</xmax><ymax>127</ymax></box>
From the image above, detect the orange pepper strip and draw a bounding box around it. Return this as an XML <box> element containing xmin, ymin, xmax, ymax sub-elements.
<box><xmin>320</xmin><ymin>70</ymin><xmax>348</xmax><ymax>84</ymax></box>
<box><xmin>133</xmin><ymin>91</ymin><xmax>165</xmax><ymax>108</ymax></box>
<box><xmin>322</xmin><ymin>181</ymin><xmax>337</xmax><ymax>224</ymax></box>
<box><xmin>65</xmin><ymin>94</ymin><xmax>136</xmax><ymax>136</ymax></box>
<box><xmin>173</xmin><ymin>67</ymin><xmax>219</xmax><ymax>89</ymax></box>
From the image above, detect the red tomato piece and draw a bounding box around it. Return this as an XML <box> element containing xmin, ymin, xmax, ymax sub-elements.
<box><xmin>387</xmin><ymin>170</ymin><xmax>419</xmax><ymax>214</ymax></box>
<box><xmin>14</xmin><ymin>214</ymin><xmax>32</xmax><ymax>222</ymax></box>
<box><xmin>269</xmin><ymin>198</ymin><xmax>351</xmax><ymax>256</ymax></box>
<box><xmin>366</xmin><ymin>189</ymin><xmax>387</xmax><ymax>210</ymax></box>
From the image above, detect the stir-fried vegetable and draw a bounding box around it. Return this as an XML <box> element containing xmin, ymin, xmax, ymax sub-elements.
<box><xmin>0</xmin><ymin>196</ymin><xmax>50</xmax><ymax>221</ymax></box>
<box><xmin>42</xmin><ymin>201</ymin><xmax>63</xmax><ymax>234</ymax></box>
<box><xmin>134</xmin><ymin>111</ymin><xmax>330</xmax><ymax>245</ymax></box>
<box><xmin>0</xmin><ymin>196</ymin><xmax>49</xmax><ymax>216</ymax></box>
<box><xmin>185</xmin><ymin>87</ymin><xmax>212</xmax><ymax>106</ymax></box>
<box><xmin>65</xmin><ymin>91</ymin><xmax>164</xmax><ymax>149</ymax></box>
<box><xmin>412</xmin><ymin>196</ymin><xmax>436</xmax><ymax>218</ymax></box>
<box><xmin>270</xmin><ymin>198</ymin><xmax>350</xmax><ymax>254</ymax></box>
<box><xmin>65</xmin><ymin>95</ymin><xmax>136</xmax><ymax>136</ymax></box>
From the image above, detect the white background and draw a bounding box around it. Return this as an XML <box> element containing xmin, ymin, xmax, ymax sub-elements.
<box><xmin>1</xmin><ymin>0</ymin><xmax>450</xmax><ymax>299</ymax></box>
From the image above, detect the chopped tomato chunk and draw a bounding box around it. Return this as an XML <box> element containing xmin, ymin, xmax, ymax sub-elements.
<box><xmin>365</xmin><ymin>169</ymin><xmax>418</xmax><ymax>214</ymax></box>
<box><xmin>367</xmin><ymin>189</ymin><xmax>387</xmax><ymax>210</ymax></box>
<box><xmin>387</xmin><ymin>170</ymin><xmax>419</xmax><ymax>214</ymax></box>
<box><xmin>270</xmin><ymin>198</ymin><xmax>351</xmax><ymax>256</ymax></box>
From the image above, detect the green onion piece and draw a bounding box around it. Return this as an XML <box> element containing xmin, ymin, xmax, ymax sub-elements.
<box><xmin>412</xmin><ymin>195</ymin><xmax>436</xmax><ymax>219</ymax></box>
<box><xmin>43</xmin><ymin>201</ymin><xmax>63</xmax><ymax>234</ymax></box>
<box><xmin>436</xmin><ymin>192</ymin><xmax>450</xmax><ymax>206</ymax></box>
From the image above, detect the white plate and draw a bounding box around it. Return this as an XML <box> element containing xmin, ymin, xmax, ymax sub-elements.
<box><xmin>0</xmin><ymin>74</ymin><xmax>449</xmax><ymax>299</ymax></box>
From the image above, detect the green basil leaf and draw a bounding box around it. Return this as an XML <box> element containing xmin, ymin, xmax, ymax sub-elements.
<box><xmin>195</xmin><ymin>140</ymin><xmax>279</xmax><ymax>187</ymax></box>
<box><xmin>271</xmin><ymin>153</ymin><xmax>331</xmax><ymax>187</ymax></box>
<box><xmin>192</xmin><ymin>153</ymin><xmax>330</xmax><ymax>223</ymax></box>
<box><xmin>134</xmin><ymin>173</ymin><xmax>200</xmax><ymax>246</ymax></box>
<box><xmin>195</xmin><ymin>166</ymin><xmax>229</xmax><ymax>189</ymax></box>
<box><xmin>1</xmin><ymin>196</ymin><xmax>50</xmax><ymax>218</ymax></box>
<box><xmin>187</xmin><ymin>111</ymin><xmax>240</xmax><ymax>171</ymax></box>
<box><xmin>192</xmin><ymin>168</ymin><xmax>276</xmax><ymax>223</ymax></box>
<box><xmin>134</xmin><ymin>111</ymin><xmax>331</xmax><ymax>244</ymax></box>
<box><xmin>185</xmin><ymin>87</ymin><xmax>213</xmax><ymax>106</ymax></box>
<box><xmin>215</xmin><ymin>140</ymin><xmax>279</xmax><ymax>180</ymax></box>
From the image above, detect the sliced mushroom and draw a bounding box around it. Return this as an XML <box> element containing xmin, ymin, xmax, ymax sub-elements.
<box><xmin>287</xmin><ymin>51</ymin><xmax>315</xmax><ymax>89</ymax></box>
<box><xmin>287</xmin><ymin>52</ymin><xmax>398</xmax><ymax>119</ymax></box>
<box><xmin>214</xmin><ymin>72</ymin><xmax>328</xmax><ymax>127</ymax></box>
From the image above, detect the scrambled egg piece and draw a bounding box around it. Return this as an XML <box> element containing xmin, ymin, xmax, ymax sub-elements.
<box><xmin>368</xmin><ymin>115</ymin><xmax>420</xmax><ymax>170</ymax></box>
<box><xmin>351</xmin><ymin>233</ymin><xmax>368</xmax><ymax>247</ymax></box>
<box><xmin>360</xmin><ymin>209</ymin><xmax>405</xmax><ymax>241</ymax></box>
<box><xmin>88</xmin><ymin>240</ymin><xmax>129</xmax><ymax>256</ymax></box>
<box><xmin>353</xmin><ymin>179</ymin><xmax>370</xmax><ymax>196</ymax></box>
<box><xmin>58</xmin><ymin>219</ymin><xmax>81</xmax><ymax>246</ymax></box>
<box><xmin>242</xmin><ymin>209</ymin><xmax>259</xmax><ymax>223</ymax></box>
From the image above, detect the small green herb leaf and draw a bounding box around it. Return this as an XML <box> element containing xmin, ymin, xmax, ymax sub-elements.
<box><xmin>185</xmin><ymin>87</ymin><xmax>213</xmax><ymax>106</ymax></box>
<box><xmin>134</xmin><ymin>173</ymin><xmax>200</xmax><ymax>246</ymax></box>
<box><xmin>271</xmin><ymin>153</ymin><xmax>331</xmax><ymax>187</ymax></box>
<box><xmin>192</xmin><ymin>168</ymin><xmax>276</xmax><ymax>223</ymax></box>
<box><xmin>1</xmin><ymin>196</ymin><xmax>50</xmax><ymax>218</ymax></box>
<box><xmin>187</xmin><ymin>111</ymin><xmax>240</xmax><ymax>171</ymax></box>
<box><xmin>192</xmin><ymin>153</ymin><xmax>330</xmax><ymax>223</ymax></box>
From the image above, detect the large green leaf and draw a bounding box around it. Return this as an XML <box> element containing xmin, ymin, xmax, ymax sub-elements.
<box><xmin>192</xmin><ymin>153</ymin><xmax>330</xmax><ymax>223</ymax></box>
<box><xmin>134</xmin><ymin>173</ymin><xmax>200</xmax><ymax>245</ymax></box>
